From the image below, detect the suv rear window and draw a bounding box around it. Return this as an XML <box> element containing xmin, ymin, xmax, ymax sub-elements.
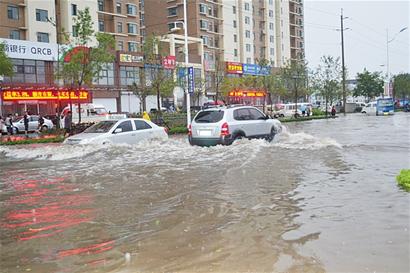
<box><xmin>194</xmin><ymin>110</ymin><xmax>224</xmax><ymax>123</ymax></box>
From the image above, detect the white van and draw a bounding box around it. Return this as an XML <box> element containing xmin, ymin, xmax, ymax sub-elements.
<box><xmin>361</xmin><ymin>101</ymin><xmax>377</xmax><ymax>115</ymax></box>
<box><xmin>60</xmin><ymin>104</ymin><xmax>126</xmax><ymax>126</ymax></box>
<box><xmin>277</xmin><ymin>103</ymin><xmax>303</xmax><ymax>117</ymax></box>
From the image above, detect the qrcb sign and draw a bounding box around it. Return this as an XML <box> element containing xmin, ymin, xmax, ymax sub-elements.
<box><xmin>0</xmin><ymin>38</ymin><xmax>58</xmax><ymax>61</ymax></box>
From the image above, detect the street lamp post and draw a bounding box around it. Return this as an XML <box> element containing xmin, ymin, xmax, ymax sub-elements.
<box><xmin>171</xmin><ymin>0</ymin><xmax>190</xmax><ymax>127</ymax></box>
<box><xmin>386</xmin><ymin>27</ymin><xmax>408</xmax><ymax>97</ymax></box>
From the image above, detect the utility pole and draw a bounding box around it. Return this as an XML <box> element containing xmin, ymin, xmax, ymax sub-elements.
<box><xmin>340</xmin><ymin>9</ymin><xmax>347</xmax><ymax>115</ymax></box>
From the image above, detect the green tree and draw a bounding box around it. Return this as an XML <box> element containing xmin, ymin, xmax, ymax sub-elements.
<box><xmin>393</xmin><ymin>73</ymin><xmax>410</xmax><ymax>100</ymax></box>
<box><xmin>353</xmin><ymin>69</ymin><xmax>384</xmax><ymax>101</ymax></box>
<box><xmin>142</xmin><ymin>35</ymin><xmax>176</xmax><ymax>112</ymax></box>
<box><xmin>0</xmin><ymin>42</ymin><xmax>13</xmax><ymax>77</ymax></box>
<box><xmin>313</xmin><ymin>56</ymin><xmax>342</xmax><ymax>116</ymax></box>
<box><xmin>280</xmin><ymin>60</ymin><xmax>309</xmax><ymax>117</ymax></box>
<box><xmin>60</xmin><ymin>7</ymin><xmax>115</xmax><ymax>123</ymax></box>
<box><xmin>130</xmin><ymin>76</ymin><xmax>153</xmax><ymax>113</ymax></box>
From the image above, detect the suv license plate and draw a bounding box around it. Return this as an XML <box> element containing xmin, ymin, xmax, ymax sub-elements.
<box><xmin>198</xmin><ymin>130</ymin><xmax>212</xmax><ymax>137</ymax></box>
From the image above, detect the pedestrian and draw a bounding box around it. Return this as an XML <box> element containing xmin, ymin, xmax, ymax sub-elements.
<box><xmin>55</xmin><ymin>112</ymin><xmax>60</xmax><ymax>130</ymax></box>
<box><xmin>331</xmin><ymin>106</ymin><xmax>336</xmax><ymax>117</ymax></box>
<box><xmin>5</xmin><ymin>114</ymin><xmax>13</xmax><ymax>136</ymax></box>
<box><xmin>306</xmin><ymin>105</ymin><xmax>311</xmax><ymax>117</ymax></box>
<box><xmin>23</xmin><ymin>112</ymin><xmax>29</xmax><ymax>136</ymax></box>
<box><xmin>38</xmin><ymin>115</ymin><xmax>45</xmax><ymax>132</ymax></box>
<box><xmin>142</xmin><ymin>111</ymin><xmax>151</xmax><ymax>121</ymax></box>
<box><xmin>0</xmin><ymin>116</ymin><xmax>4</xmax><ymax>139</ymax></box>
<box><xmin>64</xmin><ymin>111</ymin><xmax>72</xmax><ymax>137</ymax></box>
<box><xmin>301</xmin><ymin>105</ymin><xmax>306</xmax><ymax>116</ymax></box>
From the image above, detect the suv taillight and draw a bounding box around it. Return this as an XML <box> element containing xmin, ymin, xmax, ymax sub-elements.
<box><xmin>188</xmin><ymin>124</ymin><xmax>192</xmax><ymax>136</ymax></box>
<box><xmin>220</xmin><ymin>122</ymin><xmax>229</xmax><ymax>136</ymax></box>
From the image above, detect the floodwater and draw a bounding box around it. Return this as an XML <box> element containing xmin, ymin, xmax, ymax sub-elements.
<box><xmin>0</xmin><ymin>113</ymin><xmax>409</xmax><ymax>273</ymax></box>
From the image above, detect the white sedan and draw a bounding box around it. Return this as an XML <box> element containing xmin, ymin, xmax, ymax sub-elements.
<box><xmin>1</xmin><ymin>115</ymin><xmax>54</xmax><ymax>134</ymax></box>
<box><xmin>64</xmin><ymin>118</ymin><xmax>168</xmax><ymax>145</ymax></box>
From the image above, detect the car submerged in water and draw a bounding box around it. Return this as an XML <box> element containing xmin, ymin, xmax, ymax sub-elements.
<box><xmin>188</xmin><ymin>105</ymin><xmax>282</xmax><ymax>146</ymax></box>
<box><xmin>64</xmin><ymin>118</ymin><xmax>168</xmax><ymax>145</ymax></box>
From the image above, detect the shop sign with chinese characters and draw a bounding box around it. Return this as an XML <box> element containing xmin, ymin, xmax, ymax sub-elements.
<box><xmin>226</xmin><ymin>62</ymin><xmax>243</xmax><ymax>74</ymax></box>
<box><xmin>228</xmin><ymin>91</ymin><xmax>266</xmax><ymax>97</ymax></box>
<box><xmin>162</xmin><ymin>56</ymin><xmax>176</xmax><ymax>69</ymax></box>
<box><xmin>2</xmin><ymin>90</ymin><xmax>90</xmax><ymax>102</ymax></box>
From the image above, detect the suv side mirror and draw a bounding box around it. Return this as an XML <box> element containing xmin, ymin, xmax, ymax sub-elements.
<box><xmin>114</xmin><ymin>128</ymin><xmax>122</xmax><ymax>134</ymax></box>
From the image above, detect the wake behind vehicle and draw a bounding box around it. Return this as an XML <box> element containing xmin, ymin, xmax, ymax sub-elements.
<box><xmin>64</xmin><ymin>118</ymin><xmax>168</xmax><ymax>145</ymax></box>
<box><xmin>189</xmin><ymin>105</ymin><xmax>282</xmax><ymax>146</ymax></box>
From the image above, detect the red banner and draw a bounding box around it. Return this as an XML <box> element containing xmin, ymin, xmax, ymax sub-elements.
<box><xmin>162</xmin><ymin>56</ymin><xmax>176</xmax><ymax>69</ymax></box>
<box><xmin>2</xmin><ymin>89</ymin><xmax>91</xmax><ymax>102</ymax></box>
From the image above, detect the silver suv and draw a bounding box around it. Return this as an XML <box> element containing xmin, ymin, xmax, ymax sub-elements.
<box><xmin>189</xmin><ymin>105</ymin><xmax>282</xmax><ymax>146</ymax></box>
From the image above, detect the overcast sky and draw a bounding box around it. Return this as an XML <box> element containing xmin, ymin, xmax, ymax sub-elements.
<box><xmin>304</xmin><ymin>0</ymin><xmax>410</xmax><ymax>79</ymax></box>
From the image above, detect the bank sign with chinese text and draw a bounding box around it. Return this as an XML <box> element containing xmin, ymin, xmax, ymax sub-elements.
<box><xmin>0</xmin><ymin>38</ymin><xmax>58</xmax><ymax>61</ymax></box>
<box><xmin>2</xmin><ymin>90</ymin><xmax>90</xmax><ymax>103</ymax></box>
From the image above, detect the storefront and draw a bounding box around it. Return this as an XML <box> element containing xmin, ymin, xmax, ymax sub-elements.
<box><xmin>1</xmin><ymin>86</ymin><xmax>91</xmax><ymax>116</ymax></box>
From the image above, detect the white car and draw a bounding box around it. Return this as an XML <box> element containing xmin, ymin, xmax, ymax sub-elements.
<box><xmin>64</xmin><ymin>118</ymin><xmax>168</xmax><ymax>145</ymax></box>
<box><xmin>361</xmin><ymin>101</ymin><xmax>377</xmax><ymax>115</ymax></box>
<box><xmin>2</xmin><ymin>115</ymin><xmax>54</xmax><ymax>134</ymax></box>
<box><xmin>189</xmin><ymin>105</ymin><xmax>282</xmax><ymax>146</ymax></box>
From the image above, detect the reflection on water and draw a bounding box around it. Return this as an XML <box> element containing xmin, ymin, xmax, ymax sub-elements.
<box><xmin>0</xmin><ymin>113</ymin><xmax>409</xmax><ymax>272</ymax></box>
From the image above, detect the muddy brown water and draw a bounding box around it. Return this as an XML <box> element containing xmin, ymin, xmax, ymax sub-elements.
<box><xmin>0</xmin><ymin>113</ymin><xmax>409</xmax><ymax>273</ymax></box>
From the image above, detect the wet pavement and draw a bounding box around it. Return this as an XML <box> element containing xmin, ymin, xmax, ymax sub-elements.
<box><xmin>0</xmin><ymin>113</ymin><xmax>409</xmax><ymax>273</ymax></box>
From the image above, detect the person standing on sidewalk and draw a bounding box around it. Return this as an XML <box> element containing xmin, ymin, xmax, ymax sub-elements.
<box><xmin>38</xmin><ymin>115</ymin><xmax>45</xmax><ymax>132</ymax></box>
<box><xmin>5</xmin><ymin>114</ymin><xmax>13</xmax><ymax>136</ymax></box>
<box><xmin>23</xmin><ymin>112</ymin><xmax>29</xmax><ymax>136</ymax></box>
<box><xmin>64</xmin><ymin>111</ymin><xmax>72</xmax><ymax>137</ymax></box>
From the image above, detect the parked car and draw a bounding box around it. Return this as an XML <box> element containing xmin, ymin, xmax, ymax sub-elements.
<box><xmin>64</xmin><ymin>118</ymin><xmax>168</xmax><ymax>145</ymax></box>
<box><xmin>188</xmin><ymin>105</ymin><xmax>282</xmax><ymax>146</ymax></box>
<box><xmin>7</xmin><ymin>115</ymin><xmax>54</xmax><ymax>134</ymax></box>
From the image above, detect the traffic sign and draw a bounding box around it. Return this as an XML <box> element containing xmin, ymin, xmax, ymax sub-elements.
<box><xmin>188</xmin><ymin>67</ymin><xmax>194</xmax><ymax>94</ymax></box>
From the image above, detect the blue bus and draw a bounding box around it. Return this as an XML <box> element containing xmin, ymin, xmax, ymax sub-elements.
<box><xmin>376</xmin><ymin>98</ymin><xmax>394</xmax><ymax>116</ymax></box>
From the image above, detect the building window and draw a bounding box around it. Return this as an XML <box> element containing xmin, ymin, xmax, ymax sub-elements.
<box><xmin>245</xmin><ymin>30</ymin><xmax>250</xmax><ymax>38</ymax></box>
<box><xmin>233</xmin><ymin>20</ymin><xmax>237</xmax><ymax>28</ymax></box>
<box><xmin>127</xmin><ymin>4</ymin><xmax>137</xmax><ymax>15</ymax></box>
<box><xmin>99</xmin><ymin>21</ymin><xmax>105</xmax><ymax>32</ymax></box>
<box><xmin>168</xmin><ymin>23</ymin><xmax>174</xmax><ymax>31</ymax></box>
<box><xmin>233</xmin><ymin>34</ymin><xmax>237</xmax><ymax>42</ymax></box>
<box><xmin>269</xmin><ymin>23</ymin><xmax>274</xmax><ymax>30</ymax></box>
<box><xmin>128</xmin><ymin>42</ymin><xmax>138</xmax><ymax>52</ymax></box>
<box><xmin>116</xmin><ymin>2</ymin><xmax>122</xmax><ymax>13</ymax></box>
<box><xmin>200</xmin><ymin>20</ymin><xmax>208</xmax><ymax>30</ymax></box>
<box><xmin>245</xmin><ymin>2</ymin><xmax>250</xmax><ymax>11</ymax></box>
<box><xmin>98</xmin><ymin>0</ymin><xmax>104</xmax><ymax>11</ymax></box>
<box><xmin>232</xmin><ymin>6</ymin><xmax>236</xmax><ymax>14</ymax></box>
<box><xmin>37</xmin><ymin>32</ymin><xmax>49</xmax><ymax>43</ymax></box>
<box><xmin>246</xmin><ymin>44</ymin><xmax>251</xmax><ymax>52</ymax></box>
<box><xmin>246</xmin><ymin>57</ymin><xmax>251</xmax><ymax>64</ymax></box>
<box><xmin>9</xmin><ymin>30</ymin><xmax>20</xmax><ymax>40</ymax></box>
<box><xmin>245</xmin><ymin>16</ymin><xmax>250</xmax><ymax>25</ymax></box>
<box><xmin>270</xmin><ymin>35</ymin><xmax>274</xmax><ymax>43</ymax></box>
<box><xmin>199</xmin><ymin>3</ymin><xmax>206</xmax><ymax>14</ymax></box>
<box><xmin>71</xmin><ymin>4</ymin><xmax>77</xmax><ymax>15</ymax></box>
<box><xmin>269</xmin><ymin>10</ymin><xmax>273</xmax><ymax>17</ymax></box>
<box><xmin>36</xmin><ymin>9</ymin><xmax>48</xmax><ymax>22</ymax></box>
<box><xmin>234</xmin><ymin>49</ymin><xmax>238</xmax><ymax>57</ymax></box>
<box><xmin>118</xmin><ymin>41</ymin><xmax>124</xmax><ymax>51</ymax></box>
<box><xmin>168</xmin><ymin>7</ymin><xmax>177</xmax><ymax>16</ymax></box>
<box><xmin>207</xmin><ymin>6</ymin><xmax>213</xmax><ymax>16</ymax></box>
<box><xmin>7</xmin><ymin>5</ymin><xmax>19</xmax><ymax>20</ymax></box>
<box><xmin>117</xmin><ymin>22</ymin><xmax>123</xmax><ymax>33</ymax></box>
<box><xmin>72</xmin><ymin>26</ymin><xmax>78</xmax><ymax>37</ymax></box>
<box><xmin>269</xmin><ymin>0</ymin><xmax>273</xmax><ymax>4</ymax></box>
<box><xmin>270</xmin><ymin>48</ymin><xmax>274</xmax><ymax>55</ymax></box>
<box><xmin>128</xmin><ymin>23</ymin><xmax>138</xmax><ymax>34</ymax></box>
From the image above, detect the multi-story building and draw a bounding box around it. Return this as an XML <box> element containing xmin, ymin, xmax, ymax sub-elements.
<box><xmin>288</xmin><ymin>0</ymin><xmax>304</xmax><ymax>62</ymax></box>
<box><xmin>1</xmin><ymin>0</ymin><xmax>57</xmax><ymax>43</ymax></box>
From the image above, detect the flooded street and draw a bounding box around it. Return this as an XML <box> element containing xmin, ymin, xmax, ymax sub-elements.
<box><xmin>0</xmin><ymin>113</ymin><xmax>409</xmax><ymax>273</ymax></box>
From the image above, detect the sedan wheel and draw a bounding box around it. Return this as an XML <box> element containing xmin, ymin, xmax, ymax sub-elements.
<box><xmin>266</xmin><ymin>128</ymin><xmax>276</xmax><ymax>142</ymax></box>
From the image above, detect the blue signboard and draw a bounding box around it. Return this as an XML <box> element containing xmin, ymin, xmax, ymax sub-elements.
<box><xmin>243</xmin><ymin>64</ymin><xmax>271</xmax><ymax>76</ymax></box>
<box><xmin>188</xmin><ymin>67</ymin><xmax>194</xmax><ymax>94</ymax></box>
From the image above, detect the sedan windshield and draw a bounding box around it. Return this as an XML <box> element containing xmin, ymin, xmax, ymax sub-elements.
<box><xmin>84</xmin><ymin>121</ymin><xmax>117</xmax><ymax>133</ymax></box>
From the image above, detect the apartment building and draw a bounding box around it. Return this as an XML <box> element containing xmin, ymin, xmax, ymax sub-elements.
<box><xmin>0</xmin><ymin>0</ymin><xmax>57</xmax><ymax>43</ymax></box>
<box><xmin>288</xmin><ymin>0</ymin><xmax>304</xmax><ymax>62</ymax></box>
